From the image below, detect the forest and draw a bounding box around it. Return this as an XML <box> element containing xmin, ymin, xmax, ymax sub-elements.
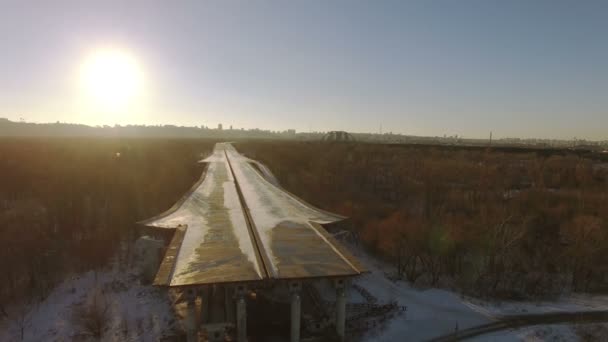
<box><xmin>0</xmin><ymin>138</ymin><xmax>215</xmax><ymax>314</ymax></box>
<box><xmin>236</xmin><ymin>141</ymin><xmax>608</xmax><ymax>299</ymax></box>
<box><xmin>2</xmin><ymin>137</ymin><xmax>607</xmax><ymax>316</ymax></box>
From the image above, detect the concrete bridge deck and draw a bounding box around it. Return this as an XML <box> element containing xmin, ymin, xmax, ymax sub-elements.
<box><xmin>141</xmin><ymin>142</ymin><xmax>364</xmax><ymax>287</ymax></box>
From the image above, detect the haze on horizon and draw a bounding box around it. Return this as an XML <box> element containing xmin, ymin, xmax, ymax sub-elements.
<box><xmin>1</xmin><ymin>0</ymin><xmax>607</xmax><ymax>140</ymax></box>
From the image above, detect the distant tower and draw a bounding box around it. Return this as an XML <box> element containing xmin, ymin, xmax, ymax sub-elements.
<box><xmin>230</xmin><ymin>125</ymin><xmax>233</xmax><ymax>130</ymax></box>
<box><xmin>218</xmin><ymin>123</ymin><xmax>223</xmax><ymax>130</ymax></box>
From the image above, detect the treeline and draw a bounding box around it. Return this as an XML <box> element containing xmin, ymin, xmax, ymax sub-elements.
<box><xmin>0</xmin><ymin>118</ymin><xmax>292</xmax><ymax>139</ymax></box>
<box><xmin>237</xmin><ymin>141</ymin><xmax>608</xmax><ymax>299</ymax></box>
<box><xmin>0</xmin><ymin>138</ymin><xmax>214</xmax><ymax>310</ymax></box>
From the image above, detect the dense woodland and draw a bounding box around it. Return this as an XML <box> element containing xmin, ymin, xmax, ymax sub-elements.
<box><xmin>2</xmin><ymin>138</ymin><xmax>607</xmax><ymax>314</ymax></box>
<box><xmin>0</xmin><ymin>138</ymin><xmax>213</xmax><ymax>312</ymax></box>
<box><xmin>237</xmin><ymin>141</ymin><xmax>608</xmax><ymax>299</ymax></box>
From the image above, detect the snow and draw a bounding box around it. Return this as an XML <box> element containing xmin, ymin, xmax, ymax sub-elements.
<box><xmin>0</xmin><ymin>267</ymin><xmax>176</xmax><ymax>342</ymax></box>
<box><xmin>470</xmin><ymin>324</ymin><xmax>578</xmax><ymax>342</ymax></box>
<box><xmin>248</xmin><ymin>159</ymin><xmax>281</xmax><ymax>186</ymax></box>
<box><xmin>3</xmin><ymin>247</ymin><xmax>602</xmax><ymax>342</ymax></box>
<box><xmin>224</xmin><ymin>180</ymin><xmax>262</xmax><ymax>278</ymax></box>
<box><xmin>341</xmin><ymin>244</ymin><xmax>607</xmax><ymax>342</ymax></box>
<box><xmin>224</xmin><ymin>144</ymin><xmax>351</xmax><ymax>277</ymax></box>
<box><xmin>6</xmin><ymin>142</ymin><xmax>603</xmax><ymax>341</ymax></box>
<box><xmin>466</xmin><ymin>294</ymin><xmax>608</xmax><ymax>316</ymax></box>
<box><xmin>144</xmin><ymin>142</ymin><xmax>356</xmax><ymax>281</ymax></box>
<box><xmin>0</xmin><ymin>222</ymin><xmax>608</xmax><ymax>342</ymax></box>
<box><xmin>356</xmin><ymin>269</ymin><xmax>489</xmax><ymax>341</ymax></box>
<box><xmin>144</xmin><ymin>143</ymin><xmax>265</xmax><ymax>284</ymax></box>
<box><xmin>226</xmin><ymin>144</ymin><xmax>343</xmax><ymax>224</ymax></box>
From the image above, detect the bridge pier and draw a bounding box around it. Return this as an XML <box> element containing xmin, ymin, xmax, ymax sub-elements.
<box><xmin>289</xmin><ymin>281</ymin><xmax>302</xmax><ymax>342</ymax></box>
<box><xmin>225</xmin><ymin>285</ymin><xmax>235</xmax><ymax>323</ymax></box>
<box><xmin>201</xmin><ymin>286</ymin><xmax>210</xmax><ymax>325</ymax></box>
<box><xmin>236</xmin><ymin>295</ymin><xmax>247</xmax><ymax>342</ymax></box>
<box><xmin>236</xmin><ymin>285</ymin><xmax>247</xmax><ymax>342</ymax></box>
<box><xmin>185</xmin><ymin>288</ymin><xmax>198</xmax><ymax>342</ymax></box>
<box><xmin>334</xmin><ymin>279</ymin><xmax>348</xmax><ymax>341</ymax></box>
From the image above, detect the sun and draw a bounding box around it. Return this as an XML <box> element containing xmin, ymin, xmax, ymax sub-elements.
<box><xmin>80</xmin><ymin>49</ymin><xmax>143</xmax><ymax>113</ymax></box>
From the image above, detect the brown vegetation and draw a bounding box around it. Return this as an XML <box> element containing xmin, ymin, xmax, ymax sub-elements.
<box><xmin>236</xmin><ymin>141</ymin><xmax>608</xmax><ymax>299</ymax></box>
<box><xmin>575</xmin><ymin>323</ymin><xmax>608</xmax><ymax>341</ymax></box>
<box><xmin>0</xmin><ymin>138</ymin><xmax>214</xmax><ymax>309</ymax></box>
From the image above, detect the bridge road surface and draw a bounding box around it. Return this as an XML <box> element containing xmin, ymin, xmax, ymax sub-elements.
<box><xmin>140</xmin><ymin>142</ymin><xmax>364</xmax><ymax>287</ymax></box>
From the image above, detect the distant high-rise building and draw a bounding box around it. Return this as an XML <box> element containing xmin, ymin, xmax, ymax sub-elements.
<box><xmin>218</xmin><ymin>123</ymin><xmax>223</xmax><ymax>130</ymax></box>
<box><xmin>230</xmin><ymin>125</ymin><xmax>233</xmax><ymax>130</ymax></box>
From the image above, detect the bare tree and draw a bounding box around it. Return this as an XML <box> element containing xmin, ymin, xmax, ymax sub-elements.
<box><xmin>71</xmin><ymin>289</ymin><xmax>111</xmax><ymax>339</ymax></box>
<box><xmin>9</xmin><ymin>297</ymin><xmax>37</xmax><ymax>341</ymax></box>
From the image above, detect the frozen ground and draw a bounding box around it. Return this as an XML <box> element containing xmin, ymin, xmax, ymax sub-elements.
<box><xmin>352</xmin><ymin>257</ymin><xmax>488</xmax><ymax>341</ymax></box>
<box><xmin>468</xmin><ymin>324</ymin><xmax>579</xmax><ymax>342</ymax></box>
<box><xmin>1</xmin><ymin>243</ymin><xmax>606</xmax><ymax>342</ymax></box>
<box><xmin>343</xmin><ymin>243</ymin><xmax>608</xmax><ymax>341</ymax></box>
<box><xmin>464</xmin><ymin>292</ymin><xmax>608</xmax><ymax>316</ymax></box>
<box><xmin>0</xmin><ymin>264</ymin><xmax>177</xmax><ymax>342</ymax></box>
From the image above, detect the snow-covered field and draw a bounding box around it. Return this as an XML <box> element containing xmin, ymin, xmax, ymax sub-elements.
<box><xmin>0</xmin><ymin>265</ymin><xmax>177</xmax><ymax>342</ymax></box>
<box><xmin>344</xmin><ymin>243</ymin><xmax>608</xmax><ymax>341</ymax></box>
<box><xmin>2</xmin><ymin>241</ymin><xmax>606</xmax><ymax>342</ymax></box>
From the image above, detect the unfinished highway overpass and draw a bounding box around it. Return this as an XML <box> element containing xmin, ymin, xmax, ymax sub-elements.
<box><xmin>140</xmin><ymin>142</ymin><xmax>365</xmax><ymax>342</ymax></box>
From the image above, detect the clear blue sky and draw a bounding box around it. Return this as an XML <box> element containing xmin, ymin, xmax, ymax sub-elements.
<box><xmin>1</xmin><ymin>0</ymin><xmax>607</xmax><ymax>139</ymax></box>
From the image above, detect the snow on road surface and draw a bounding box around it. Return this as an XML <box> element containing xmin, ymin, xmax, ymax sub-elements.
<box><xmin>142</xmin><ymin>143</ymin><xmax>265</xmax><ymax>285</ymax></box>
<box><xmin>142</xmin><ymin>142</ymin><xmax>361</xmax><ymax>285</ymax></box>
<box><xmin>224</xmin><ymin>143</ymin><xmax>362</xmax><ymax>279</ymax></box>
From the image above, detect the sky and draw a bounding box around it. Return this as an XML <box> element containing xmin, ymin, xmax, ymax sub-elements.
<box><xmin>0</xmin><ymin>0</ymin><xmax>607</xmax><ymax>139</ymax></box>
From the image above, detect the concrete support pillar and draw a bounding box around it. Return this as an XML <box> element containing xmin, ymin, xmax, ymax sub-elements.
<box><xmin>224</xmin><ymin>286</ymin><xmax>235</xmax><ymax>323</ymax></box>
<box><xmin>201</xmin><ymin>286</ymin><xmax>210</xmax><ymax>325</ymax></box>
<box><xmin>236</xmin><ymin>295</ymin><xmax>247</xmax><ymax>342</ymax></box>
<box><xmin>186</xmin><ymin>289</ymin><xmax>198</xmax><ymax>342</ymax></box>
<box><xmin>335</xmin><ymin>287</ymin><xmax>346</xmax><ymax>341</ymax></box>
<box><xmin>290</xmin><ymin>292</ymin><xmax>301</xmax><ymax>342</ymax></box>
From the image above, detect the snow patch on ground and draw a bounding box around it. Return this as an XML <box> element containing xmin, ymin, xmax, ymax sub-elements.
<box><xmin>357</xmin><ymin>268</ymin><xmax>489</xmax><ymax>341</ymax></box>
<box><xmin>2</xmin><ymin>232</ymin><xmax>605</xmax><ymax>342</ymax></box>
<box><xmin>470</xmin><ymin>324</ymin><xmax>579</xmax><ymax>342</ymax></box>
<box><xmin>346</xmin><ymin>243</ymin><xmax>607</xmax><ymax>341</ymax></box>
<box><xmin>0</xmin><ymin>268</ymin><xmax>177</xmax><ymax>342</ymax></box>
<box><xmin>465</xmin><ymin>293</ymin><xmax>608</xmax><ymax>317</ymax></box>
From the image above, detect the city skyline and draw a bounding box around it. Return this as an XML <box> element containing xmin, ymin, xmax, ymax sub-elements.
<box><xmin>1</xmin><ymin>1</ymin><xmax>607</xmax><ymax>140</ymax></box>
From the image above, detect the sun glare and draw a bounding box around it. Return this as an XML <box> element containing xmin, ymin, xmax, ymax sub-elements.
<box><xmin>80</xmin><ymin>49</ymin><xmax>143</xmax><ymax>114</ymax></box>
